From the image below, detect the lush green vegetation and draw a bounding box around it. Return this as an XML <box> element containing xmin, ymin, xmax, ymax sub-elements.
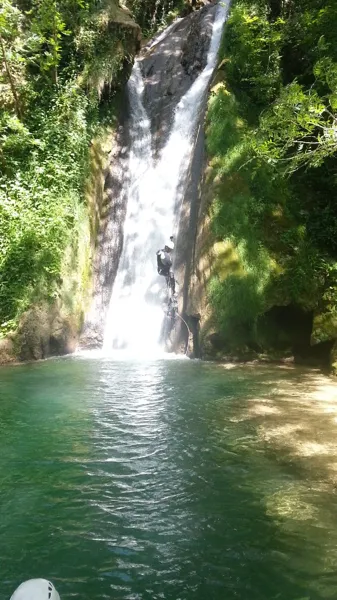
<box><xmin>0</xmin><ymin>0</ymin><xmax>183</xmax><ymax>338</ymax></box>
<box><xmin>127</xmin><ymin>0</ymin><xmax>185</xmax><ymax>33</ymax></box>
<box><xmin>206</xmin><ymin>0</ymin><xmax>337</xmax><ymax>355</ymax></box>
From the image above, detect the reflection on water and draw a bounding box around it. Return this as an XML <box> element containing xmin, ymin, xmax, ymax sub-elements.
<box><xmin>0</xmin><ymin>359</ymin><xmax>336</xmax><ymax>600</ymax></box>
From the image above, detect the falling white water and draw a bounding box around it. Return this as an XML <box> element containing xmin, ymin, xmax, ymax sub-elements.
<box><xmin>103</xmin><ymin>2</ymin><xmax>229</xmax><ymax>355</ymax></box>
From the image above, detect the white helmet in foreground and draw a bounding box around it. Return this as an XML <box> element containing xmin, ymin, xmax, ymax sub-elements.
<box><xmin>10</xmin><ymin>579</ymin><xmax>60</xmax><ymax>600</ymax></box>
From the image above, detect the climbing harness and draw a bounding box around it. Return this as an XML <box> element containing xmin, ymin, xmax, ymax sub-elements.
<box><xmin>156</xmin><ymin>242</ymin><xmax>191</xmax><ymax>352</ymax></box>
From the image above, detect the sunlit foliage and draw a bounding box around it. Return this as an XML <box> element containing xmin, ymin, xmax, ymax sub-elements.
<box><xmin>0</xmin><ymin>0</ymin><xmax>183</xmax><ymax>335</ymax></box>
<box><xmin>206</xmin><ymin>0</ymin><xmax>337</xmax><ymax>352</ymax></box>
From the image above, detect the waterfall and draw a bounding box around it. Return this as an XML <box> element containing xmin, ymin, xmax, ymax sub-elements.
<box><xmin>102</xmin><ymin>2</ymin><xmax>229</xmax><ymax>355</ymax></box>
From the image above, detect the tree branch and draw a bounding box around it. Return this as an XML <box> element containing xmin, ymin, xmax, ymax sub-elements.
<box><xmin>0</xmin><ymin>32</ymin><xmax>22</xmax><ymax>119</ymax></box>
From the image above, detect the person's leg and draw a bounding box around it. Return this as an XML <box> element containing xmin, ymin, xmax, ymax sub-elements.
<box><xmin>158</xmin><ymin>265</ymin><xmax>168</xmax><ymax>277</ymax></box>
<box><xmin>169</xmin><ymin>270</ymin><xmax>175</xmax><ymax>294</ymax></box>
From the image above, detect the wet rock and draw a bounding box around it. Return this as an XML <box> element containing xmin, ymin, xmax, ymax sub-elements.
<box><xmin>80</xmin><ymin>104</ymin><xmax>131</xmax><ymax>349</ymax></box>
<box><xmin>140</xmin><ymin>5</ymin><xmax>217</xmax><ymax>155</ymax></box>
<box><xmin>0</xmin><ymin>337</ymin><xmax>16</xmax><ymax>365</ymax></box>
<box><xmin>17</xmin><ymin>303</ymin><xmax>78</xmax><ymax>362</ymax></box>
<box><xmin>171</xmin><ymin>84</ymin><xmax>209</xmax><ymax>357</ymax></box>
<box><xmin>79</xmin><ymin>5</ymin><xmax>218</xmax><ymax>350</ymax></box>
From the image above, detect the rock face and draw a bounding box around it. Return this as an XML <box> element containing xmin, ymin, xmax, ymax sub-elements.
<box><xmin>7</xmin><ymin>302</ymin><xmax>78</xmax><ymax>363</ymax></box>
<box><xmin>141</xmin><ymin>5</ymin><xmax>216</xmax><ymax>154</ymax></box>
<box><xmin>180</xmin><ymin>158</ymin><xmax>337</xmax><ymax>369</ymax></box>
<box><xmin>172</xmin><ymin>98</ymin><xmax>208</xmax><ymax>356</ymax></box>
<box><xmin>0</xmin><ymin>14</ymin><xmax>140</xmax><ymax>366</ymax></box>
<box><xmin>182</xmin><ymin>189</ymin><xmax>337</xmax><ymax>366</ymax></box>
<box><xmin>80</xmin><ymin>112</ymin><xmax>131</xmax><ymax>348</ymax></box>
<box><xmin>0</xmin><ymin>338</ymin><xmax>16</xmax><ymax>365</ymax></box>
<box><xmin>79</xmin><ymin>3</ymin><xmax>218</xmax><ymax>349</ymax></box>
<box><xmin>173</xmin><ymin>75</ymin><xmax>337</xmax><ymax>368</ymax></box>
<box><xmin>0</xmin><ymin>4</ymin><xmax>223</xmax><ymax>363</ymax></box>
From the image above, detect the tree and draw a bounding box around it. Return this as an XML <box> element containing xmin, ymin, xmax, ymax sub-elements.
<box><xmin>29</xmin><ymin>0</ymin><xmax>71</xmax><ymax>84</ymax></box>
<box><xmin>0</xmin><ymin>0</ymin><xmax>23</xmax><ymax>118</ymax></box>
<box><xmin>256</xmin><ymin>59</ymin><xmax>337</xmax><ymax>173</ymax></box>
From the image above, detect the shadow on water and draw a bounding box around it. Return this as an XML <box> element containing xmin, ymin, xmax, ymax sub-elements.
<box><xmin>159</xmin><ymin>362</ymin><xmax>337</xmax><ymax>600</ymax></box>
<box><xmin>0</xmin><ymin>359</ymin><xmax>336</xmax><ymax>600</ymax></box>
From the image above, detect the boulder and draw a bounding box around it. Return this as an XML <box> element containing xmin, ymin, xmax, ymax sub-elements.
<box><xmin>17</xmin><ymin>303</ymin><xmax>78</xmax><ymax>362</ymax></box>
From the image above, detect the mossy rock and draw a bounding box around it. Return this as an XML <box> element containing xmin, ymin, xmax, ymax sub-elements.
<box><xmin>17</xmin><ymin>303</ymin><xmax>78</xmax><ymax>362</ymax></box>
<box><xmin>331</xmin><ymin>340</ymin><xmax>337</xmax><ymax>376</ymax></box>
<box><xmin>0</xmin><ymin>337</ymin><xmax>16</xmax><ymax>365</ymax></box>
<box><xmin>311</xmin><ymin>311</ymin><xmax>337</xmax><ymax>345</ymax></box>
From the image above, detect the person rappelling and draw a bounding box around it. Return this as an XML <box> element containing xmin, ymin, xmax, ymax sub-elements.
<box><xmin>157</xmin><ymin>236</ymin><xmax>179</xmax><ymax>346</ymax></box>
<box><xmin>156</xmin><ymin>236</ymin><xmax>176</xmax><ymax>294</ymax></box>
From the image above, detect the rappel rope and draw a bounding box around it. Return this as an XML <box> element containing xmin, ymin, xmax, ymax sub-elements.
<box><xmin>175</xmin><ymin>312</ymin><xmax>192</xmax><ymax>355</ymax></box>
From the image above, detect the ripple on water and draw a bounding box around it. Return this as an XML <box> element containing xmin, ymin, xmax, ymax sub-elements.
<box><xmin>0</xmin><ymin>359</ymin><xmax>337</xmax><ymax>599</ymax></box>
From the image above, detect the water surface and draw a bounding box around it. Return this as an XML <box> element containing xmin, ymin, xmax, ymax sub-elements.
<box><xmin>0</xmin><ymin>358</ymin><xmax>337</xmax><ymax>600</ymax></box>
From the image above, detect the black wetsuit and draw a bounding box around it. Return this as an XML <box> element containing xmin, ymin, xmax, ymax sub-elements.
<box><xmin>156</xmin><ymin>250</ymin><xmax>175</xmax><ymax>294</ymax></box>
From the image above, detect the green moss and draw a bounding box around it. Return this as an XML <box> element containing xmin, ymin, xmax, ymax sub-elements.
<box><xmin>204</xmin><ymin>26</ymin><xmax>337</xmax><ymax>352</ymax></box>
<box><xmin>77</xmin><ymin>0</ymin><xmax>141</xmax><ymax>95</ymax></box>
<box><xmin>57</xmin><ymin>200</ymin><xmax>92</xmax><ymax>328</ymax></box>
<box><xmin>312</xmin><ymin>313</ymin><xmax>337</xmax><ymax>345</ymax></box>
